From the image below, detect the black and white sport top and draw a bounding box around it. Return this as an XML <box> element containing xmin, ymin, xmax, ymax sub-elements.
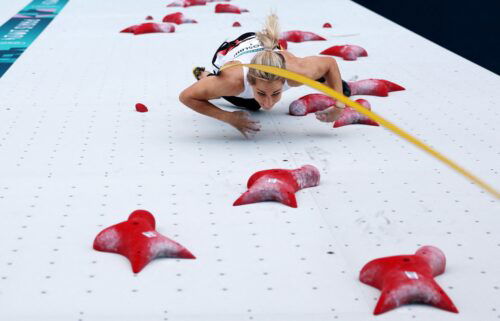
<box><xmin>212</xmin><ymin>34</ymin><xmax>290</xmax><ymax>99</ymax></box>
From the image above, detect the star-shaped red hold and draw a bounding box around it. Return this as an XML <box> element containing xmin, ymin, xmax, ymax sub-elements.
<box><xmin>120</xmin><ymin>23</ymin><xmax>176</xmax><ymax>35</ymax></box>
<box><xmin>334</xmin><ymin>99</ymin><xmax>379</xmax><ymax>128</ymax></box>
<box><xmin>320</xmin><ymin>45</ymin><xmax>368</xmax><ymax>61</ymax></box>
<box><xmin>93</xmin><ymin>210</ymin><xmax>195</xmax><ymax>273</ymax></box>
<box><xmin>348</xmin><ymin>78</ymin><xmax>405</xmax><ymax>97</ymax></box>
<box><xmin>167</xmin><ymin>0</ymin><xmax>206</xmax><ymax>7</ymax></box>
<box><xmin>289</xmin><ymin>94</ymin><xmax>379</xmax><ymax>127</ymax></box>
<box><xmin>163</xmin><ymin>12</ymin><xmax>197</xmax><ymax>25</ymax></box>
<box><xmin>359</xmin><ymin>246</ymin><xmax>459</xmax><ymax>315</ymax></box>
<box><xmin>280</xmin><ymin>30</ymin><xmax>326</xmax><ymax>43</ymax></box>
<box><xmin>215</xmin><ymin>3</ymin><xmax>249</xmax><ymax>14</ymax></box>
<box><xmin>289</xmin><ymin>93</ymin><xmax>336</xmax><ymax>116</ymax></box>
<box><xmin>233</xmin><ymin>165</ymin><xmax>320</xmax><ymax>208</ymax></box>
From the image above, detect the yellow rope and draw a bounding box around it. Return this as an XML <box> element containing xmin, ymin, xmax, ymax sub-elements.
<box><xmin>221</xmin><ymin>63</ymin><xmax>499</xmax><ymax>199</ymax></box>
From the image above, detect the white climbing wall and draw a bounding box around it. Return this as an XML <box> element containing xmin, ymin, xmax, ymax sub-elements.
<box><xmin>0</xmin><ymin>0</ymin><xmax>499</xmax><ymax>320</ymax></box>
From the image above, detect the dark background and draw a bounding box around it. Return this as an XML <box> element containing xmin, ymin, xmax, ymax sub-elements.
<box><xmin>353</xmin><ymin>0</ymin><xmax>500</xmax><ymax>75</ymax></box>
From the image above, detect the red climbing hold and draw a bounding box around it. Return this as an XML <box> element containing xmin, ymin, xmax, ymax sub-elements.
<box><xmin>233</xmin><ymin>165</ymin><xmax>320</xmax><ymax>208</ymax></box>
<box><xmin>132</xmin><ymin>23</ymin><xmax>175</xmax><ymax>35</ymax></box>
<box><xmin>167</xmin><ymin>0</ymin><xmax>206</xmax><ymax>7</ymax></box>
<box><xmin>93</xmin><ymin>210</ymin><xmax>196</xmax><ymax>273</ymax></box>
<box><xmin>334</xmin><ymin>99</ymin><xmax>379</xmax><ymax>128</ymax></box>
<box><xmin>163</xmin><ymin>12</ymin><xmax>197</xmax><ymax>24</ymax></box>
<box><xmin>120</xmin><ymin>25</ymin><xmax>139</xmax><ymax>33</ymax></box>
<box><xmin>320</xmin><ymin>45</ymin><xmax>368</xmax><ymax>61</ymax></box>
<box><xmin>289</xmin><ymin>95</ymin><xmax>379</xmax><ymax>128</ymax></box>
<box><xmin>280</xmin><ymin>30</ymin><xmax>326</xmax><ymax>43</ymax></box>
<box><xmin>135</xmin><ymin>103</ymin><xmax>148</xmax><ymax>113</ymax></box>
<box><xmin>232</xmin><ymin>21</ymin><xmax>241</xmax><ymax>27</ymax></box>
<box><xmin>121</xmin><ymin>23</ymin><xmax>175</xmax><ymax>35</ymax></box>
<box><xmin>360</xmin><ymin>246</ymin><xmax>459</xmax><ymax>315</ymax></box>
<box><xmin>215</xmin><ymin>3</ymin><xmax>249</xmax><ymax>14</ymax></box>
<box><xmin>349</xmin><ymin>79</ymin><xmax>405</xmax><ymax>97</ymax></box>
<box><xmin>323</xmin><ymin>22</ymin><xmax>332</xmax><ymax>28</ymax></box>
<box><xmin>278</xmin><ymin>39</ymin><xmax>288</xmax><ymax>50</ymax></box>
<box><xmin>167</xmin><ymin>0</ymin><xmax>183</xmax><ymax>7</ymax></box>
<box><xmin>289</xmin><ymin>93</ymin><xmax>335</xmax><ymax>116</ymax></box>
<box><xmin>145</xmin><ymin>15</ymin><xmax>154</xmax><ymax>20</ymax></box>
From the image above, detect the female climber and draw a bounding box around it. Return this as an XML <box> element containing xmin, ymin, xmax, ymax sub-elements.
<box><xmin>179</xmin><ymin>14</ymin><xmax>350</xmax><ymax>138</ymax></box>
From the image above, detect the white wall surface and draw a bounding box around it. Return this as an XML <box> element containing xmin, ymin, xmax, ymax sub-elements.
<box><xmin>0</xmin><ymin>0</ymin><xmax>499</xmax><ymax>320</ymax></box>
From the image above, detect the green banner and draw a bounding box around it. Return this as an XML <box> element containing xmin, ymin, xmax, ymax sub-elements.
<box><xmin>0</xmin><ymin>0</ymin><xmax>68</xmax><ymax>77</ymax></box>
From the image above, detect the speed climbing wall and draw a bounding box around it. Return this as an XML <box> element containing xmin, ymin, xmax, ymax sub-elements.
<box><xmin>0</xmin><ymin>0</ymin><xmax>499</xmax><ymax>320</ymax></box>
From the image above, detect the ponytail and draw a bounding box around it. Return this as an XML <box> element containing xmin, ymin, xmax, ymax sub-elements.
<box><xmin>248</xmin><ymin>14</ymin><xmax>286</xmax><ymax>84</ymax></box>
<box><xmin>256</xmin><ymin>13</ymin><xmax>280</xmax><ymax>50</ymax></box>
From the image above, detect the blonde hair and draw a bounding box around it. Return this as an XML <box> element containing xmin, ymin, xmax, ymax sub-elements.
<box><xmin>247</xmin><ymin>14</ymin><xmax>286</xmax><ymax>85</ymax></box>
